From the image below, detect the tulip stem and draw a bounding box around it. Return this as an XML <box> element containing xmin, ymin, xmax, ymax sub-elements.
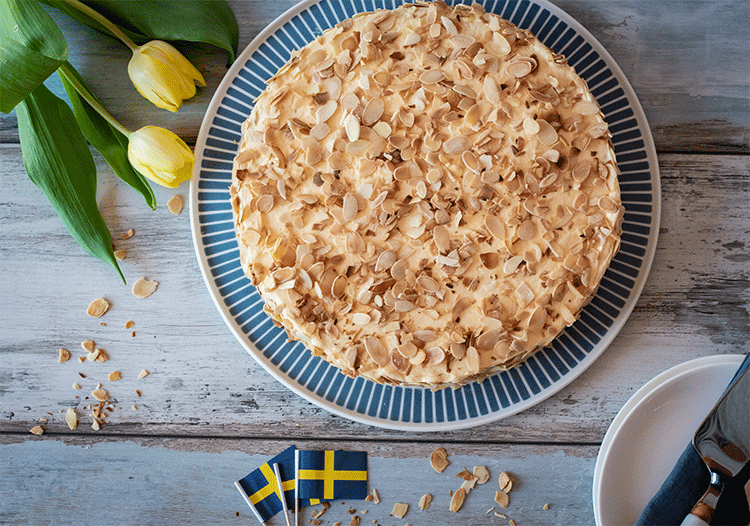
<box><xmin>61</xmin><ymin>0</ymin><xmax>139</xmax><ymax>51</ymax></box>
<box><xmin>59</xmin><ymin>62</ymin><xmax>132</xmax><ymax>138</ymax></box>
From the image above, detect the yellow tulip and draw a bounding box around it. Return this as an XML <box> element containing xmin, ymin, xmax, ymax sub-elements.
<box><xmin>127</xmin><ymin>126</ymin><xmax>195</xmax><ymax>188</ymax></box>
<box><xmin>128</xmin><ymin>40</ymin><xmax>206</xmax><ymax>112</ymax></box>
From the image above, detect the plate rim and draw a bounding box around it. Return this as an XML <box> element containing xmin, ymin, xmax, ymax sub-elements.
<box><xmin>592</xmin><ymin>353</ymin><xmax>746</xmax><ymax>525</ymax></box>
<box><xmin>189</xmin><ymin>0</ymin><xmax>662</xmax><ymax>431</ymax></box>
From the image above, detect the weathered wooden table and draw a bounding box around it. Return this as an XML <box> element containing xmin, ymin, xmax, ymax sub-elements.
<box><xmin>1</xmin><ymin>1</ymin><xmax>748</xmax><ymax>525</ymax></box>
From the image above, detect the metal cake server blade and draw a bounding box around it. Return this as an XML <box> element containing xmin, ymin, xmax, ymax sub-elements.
<box><xmin>681</xmin><ymin>365</ymin><xmax>750</xmax><ymax>526</ymax></box>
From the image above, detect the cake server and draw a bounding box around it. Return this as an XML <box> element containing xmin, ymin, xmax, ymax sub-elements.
<box><xmin>681</xmin><ymin>365</ymin><xmax>750</xmax><ymax>526</ymax></box>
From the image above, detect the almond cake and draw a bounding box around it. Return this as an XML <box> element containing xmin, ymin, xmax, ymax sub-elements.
<box><xmin>229</xmin><ymin>1</ymin><xmax>624</xmax><ymax>388</ymax></box>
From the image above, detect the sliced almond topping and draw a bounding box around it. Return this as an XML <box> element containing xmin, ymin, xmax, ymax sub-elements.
<box><xmin>364</xmin><ymin>337</ymin><xmax>388</xmax><ymax>366</ymax></box>
<box><xmin>108</xmin><ymin>371</ymin><xmax>122</xmax><ymax>382</ymax></box>
<box><xmin>342</xmin><ymin>192</ymin><xmax>359</xmax><ymax>222</ymax></box>
<box><xmin>316</xmin><ymin>99</ymin><xmax>338</xmax><ymax>124</ymax></box>
<box><xmin>362</xmin><ymin>99</ymin><xmax>385</xmax><ymax>126</ymax></box>
<box><xmin>132</xmin><ymin>277</ymin><xmax>159</xmax><ymax>299</ymax></box>
<box><xmin>167</xmin><ymin>194</ymin><xmax>183</xmax><ymax>215</ymax></box>
<box><xmin>484</xmin><ymin>215</ymin><xmax>506</xmax><ymax>240</ymax></box>
<box><xmin>29</xmin><ymin>425</ymin><xmax>44</xmax><ymax>436</ymax></box>
<box><xmin>81</xmin><ymin>339</ymin><xmax>95</xmax><ymax>352</ymax></box>
<box><xmin>443</xmin><ymin>136</ymin><xmax>471</xmax><ymax>155</ymax></box>
<box><xmin>58</xmin><ymin>348</ymin><xmax>71</xmax><ymax>363</ymax></box>
<box><xmin>344</xmin><ymin>113</ymin><xmax>361</xmax><ymax>141</ymax></box>
<box><xmin>114</xmin><ymin>249</ymin><xmax>127</xmax><ymax>260</ymax></box>
<box><xmin>430</xmin><ymin>447</ymin><xmax>450</xmax><ymax>473</ymax></box>
<box><xmin>86</xmin><ymin>298</ymin><xmax>110</xmax><ymax>318</ymax></box>
<box><xmin>419</xmin><ymin>494</ymin><xmax>432</xmax><ymax>510</ymax></box>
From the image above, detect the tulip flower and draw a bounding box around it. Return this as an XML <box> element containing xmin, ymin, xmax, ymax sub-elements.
<box><xmin>128</xmin><ymin>41</ymin><xmax>206</xmax><ymax>112</ymax></box>
<box><xmin>60</xmin><ymin>0</ymin><xmax>205</xmax><ymax>111</ymax></box>
<box><xmin>127</xmin><ymin>126</ymin><xmax>196</xmax><ymax>188</ymax></box>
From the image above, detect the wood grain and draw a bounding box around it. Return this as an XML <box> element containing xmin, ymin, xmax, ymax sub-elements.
<box><xmin>0</xmin><ymin>436</ymin><xmax>597</xmax><ymax>526</ymax></box>
<box><xmin>0</xmin><ymin>0</ymin><xmax>747</xmax><ymax>152</ymax></box>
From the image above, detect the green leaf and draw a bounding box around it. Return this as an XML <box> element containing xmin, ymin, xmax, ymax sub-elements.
<box><xmin>0</xmin><ymin>0</ymin><xmax>69</xmax><ymax>112</ymax></box>
<box><xmin>16</xmin><ymin>83</ymin><xmax>126</xmax><ymax>283</ymax></box>
<box><xmin>45</xmin><ymin>0</ymin><xmax>239</xmax><ymax>64</ymax></box>
<box><xmin>59</xmin><ymin>62</ymin><xmax>157</xmax><ymax>210</ymax></box>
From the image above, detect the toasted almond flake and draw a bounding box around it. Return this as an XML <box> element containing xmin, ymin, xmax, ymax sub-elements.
<box><xmin>120</xmin><ymin>228</ymin><xmax>135</xmax><ymax>240</ymax></box>
<box><xmin>108</xmin><ymin>371</ymin><xmax>122</xmax><ymax>382</ymax></box>
<box><xmin>136</xmin><ymin>369</ymin><xmax>150</xmax><ymax>379</ymax></box>
<box><xmin>73</xmin><ymin>383</ymin><xmax>81</xmax><ymax>390</ymax></box>
<box><xmin>543</xmin><ymin>503</ymin><xmax>551</xmax><ymax>510</ymax></box>
<box><xmin>132</xmin><ymin>277</ymin><xmax>159</xmax><ymax>299</ymax></box>
<box><xmin>419</xmin><ymin>69</ymin><xmax>444</xmax><ymax>84</ymax></box>
<box><xmin>86</xmin><ymin>349</ymin><xmax>100</xmax><ymax>362</ymax></box>
<box><xmin>495</xmin><ymin>490</ymin><xmax>510</xmax><ymax>508</ymax></box>
<box><xmin>484</xmin><ymin>75</ymin><xmax>501</xmax><ymax>105</ymax></box>
<box><xmin>65</xmin><ymin>408</ymin><xmax>78</xmax><ymax>430</ymax></box>
<box><xmin>310</xmin><ymin>123</ymin><xmax>331</xmax><ymax>141</ymax></box>
<box><xmin>58</xmin><ymin>348</ymin><xmax>71</xmax><ymax>363</ymax></box>
<box><xmin>114</xmin><ymin>249</ymin><xmax>127</xmax><ymax>260</ymax></box>
<box><xmin>362</xmin><ymin>99</ymin><xmax>384</xmax><ymax>126</ymax></box>
<box><xmin>346</xmin><ymin>139</ymin><xmax>370</xmax><ymax>156</ymax></box>
<box><xmin>30</xmin><ymin>425</ymin><xmax>44</xmax><ymax>436</ymax></box>
<box><xmin>450</xmin><ymin>488</ymin><xmax>466</xmax><ymax>512</ymax></box>
<box><xmin>443</xmin><ymin>136</ymin><xmax>471</xmax><ymax>155</ymax></box>
<box><xmin>523</xmin><ymin>117</ymin><xmax>540</xmax><ymax>135</ymax></box>
<box><xmin>518</xmin><ymin>220</ymin><xmax>537</xmax><ymax>240</ymax></box>
<box><xmin>403</xmin><ymin>32</ymin><xmax>421</xmax><ymax>46</ymax></box>
<box><xmin>125</xmin><ymin>320</ymin><xmax>135</xmax><ymax>329</ymax></box>
<box><xmin>95</xmin><ymin>349</ymin><xmax>109</xmax><ymax>362</ymax></box>
<box><xmin>344</xmin><ymin>114</ymin><xmax>361</xmax><ymax>141</ymax></box>
<box><xmin>474</xmin><ymin>466</ymin><xmax>490</xmax><ymax>484</ymax></box>
<box><xmin>167</xmin><ymin>194</ymin><xmax>184</xmax><ymax>215</ymax></box>
<box><xmin>372</xmin><ymin>121</ymin><xmax>391</xmax><ymax>138</ymax></box>
<box><xmin>391</xmin><ymin>503</ymin><xmax>408</xmax><ymax>519</ymax></box>
<box><xmin>430</xmin><ymin>447</ymin><xmax>450</xmax><ymax>473</ymax></box>
<box><xmin>419</xmin><ymin>494</ymin><xmax>432</xmax><ymax>510</ymax></box>
<box><xmin>343</xmin><ymin>192</ymin><xmax>359</xmax><ymax>222</ymax></box>
<box><xmin>485</xmin><ymin>215</ymin><xmax>506</xmax><ymax>240</ymax></box>
<box><xmin>316</xmin><ymin>99</ymin><xmax>338</xmax><ymax>124</ymax></box>
<box><xmin>372</xmin><ymin>489</ymin><xmax>380</xmax><ymax>504</ymax></box>
<box><xmin>81</xmin><ymin>339</ymin><xmax>95</xmax><ymax>352</ymax></box>
<box><xmin>573</xmin><ymin>100</ymin><xmax>600</xmax><ymax>115</ymax></box>
<box><xmin>499</xmin><ymin>471</ymin><xmax>514</xmax><ymax>493</ymax></box>
<box><xmin>441</xmin><ymin>15</ymin><xmax>457</xmax><ymax>34</ymax></box>
<box><xmin>86</xmin><ymin>298</ymin><xmax>110</xmax><ymax>318</ymax></box>
<box><xmin>91</xmin><ymin>420</ymin><xmax>100</xmax><ymax>431</ymax></box>
<box><xmin>92</xmin><ymin>389</ymin><xmax>109</xmax><ymax>402</ymax></box>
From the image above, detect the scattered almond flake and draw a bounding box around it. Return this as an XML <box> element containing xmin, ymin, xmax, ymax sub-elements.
<box><xmin>486</xmin><ymin>507</ymin><xmax>495</xmax><ymax>514</ymax></box>
<box><xmin>499</xmin><ymin>471</ymin><xmax>514</xmax><ymax>493</ymax></box>
<box><xmin>510</xmin><ymin>519</ymin><xmax>517</xmax><ymax>526</ymax></box>
<box><xmin>131</xmin><ymin>331</ymin><xmax>136</xmax><ymax>337</ymax></box>
<box><xmin>78</xmin><ymin>372</ymin><xmax>87</xmax><ymax>378</ymax></box>
<box><xmin>494</xmin><ymin>512</ymin><xmax>507</xmax><ymax>519</ymax></box>
<box><xmin>543</xmin><ymin>503</ymin><xmax>551</xmax><ymax>511</ymax></box>
<box><xmin>91</xmin><ymin>419</ymin><xmax>100</xmax><ymax>431</ymax></box>
<box><xmin>58</xmin><ymin>348</ymin><xmax>71</xmax><ymax>362</ymax></box>
<box><xmin>419</xmin><ymin>494</ymin><xmax>432</xmax><ymax>510</ymax></box>
<box><xmin>167</xmin><ymin>194</ymin><xmax>184</xmax><ymax>215</ymax></box>
<box><xmin>494</xmin><ymin>490</ymin><xmax>510</xmax><ymax>508</ymax></box>
<box><xmin>92</xmin><ymin>389</ymin><xmax>109</xmax><ymax>402</ymax></box>
<box><xmin>39</xmin><ymin>418</ymin><xmax>48</xmax><ymax>422</ymax></box>
<box><xmin>135</xmin><ymin>389</ymin><xmax>142</xmax><ymax>398</ymax></box>
<box><xmin>86</xmin><ymin>349</ymin><xmax>100</xmax><ymax>362</ymax></box>
<box><xmin>78</xmin><ymin>356</ymin><xmax>86</xmax><ymax>363</ymax></box>
<box><xmin>114</xmin><ymin>249</ymin><xmax>127</xmax><ymax>260</ymax></box>
<box><xmin>29</xmin><ymin>426</ymin><xmax>44</xmax><ymax>435</ymax></box>
<box><xmin>449</xmin><ymin>487</ymin><xmax>466</xmax><ymax>512</ymax></box>
<box><xmin>138</xmin><ymin>369</ymin><xmax>150</xmax><ymax>379</ymax></box>
<box><xmin>132</xmin><ymin>405</ymin><xmax>138</xmax><ymax>410</ymax></box>
<box><xmin>349</xmin><ymin>516</ymin><xmax>359</xmax><ymax>526</ymax></box>
<box><xmin>132</xmin><ymin>277</ymin><xmax>159</xmax><ymax>299</ymax></box>
<box><xmin>461</xmin><ymin>476</ymin><xmax>478</xmax><ymax>493</ymax></box>
<box><xmin>120</xmin><ymin>228</ymin><xmax>135</xmax><ymax>240</ymax></box>
<box><xmin>365</xmin><ymin>495</ymin><xmax>373</xmax><ymax>502</ymax></box>
<box><xmin>108</xmin><ymin>371</ymin><xmax>122</xmax><ymax>381</ymax></box>
<box><xmin>65</xmin><ymin>408</ymin><xmax>78</xmax><ymax>430</ymax></box>
<box><xmin>73</xmin><ymin>383</ymin><xmax>81</xmax><ymax>390</ymax></box>
<box><xmin>86</xmin><ymin>297</ymin><xmax>110</xmax><ymax>317</ymax></box>
<box><xmin>81</xmin><ymin>339</ymin><xmax>95</xmax><ymax>352</ymax></box>
<box><xmin>391</xmin><ymin>503</ymin><xmax>408</xmax><ymax>519</ymax></box>
<box><xmin>96</xmin><ymin>383</ymin><xmax>103</xmax><ymax>389</ymax></box>
<box><xmin>430</xmin><ymin>447</ymin><xmax>450</xmax><ymax>473</ymax></box>
<box><xmin>125</xmin><ymin>320</ymin><xmax>135</xmax><ymax>329</ymax></box>
<box><xmin>474</xmin><ymin>465</ymin><xmax>490</xmax><ymax>484</ymax></box>
<box><xmin>456</xmin><ymin>469</ymin><xmax>474</xmax><ymax>481</ymax></box>
<box><xmin>371</xmin><ymin>489</ymin><xmax>380</xmax><ymax>504</ymax></box>
<box><xmin>95</xmin><ymin>349</ymin><xmax>110</xmax><ymax>362</ymax></box>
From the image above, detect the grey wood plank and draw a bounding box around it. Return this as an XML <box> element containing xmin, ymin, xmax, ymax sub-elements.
<box><xmin>2</xmin><ymin>147</ymin><xmax>748</xmax><ymax>441</ymax></box>
<box><xmin>0</xmin><ymin>0</ymin><xmax>748</xmax><ymax>152</ymax></box>
<box><xmin>0</xmin><ymin>436</ymin><xmax>597</xmax><ymax>526</ymax></box>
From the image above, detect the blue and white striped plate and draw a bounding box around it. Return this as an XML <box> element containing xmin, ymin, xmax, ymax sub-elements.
<box><xmin>190</xmin><ymin>0</ymin><xmax>660</xmax><ymax>430</ymax></box>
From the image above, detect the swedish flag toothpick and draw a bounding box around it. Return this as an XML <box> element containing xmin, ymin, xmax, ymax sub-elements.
<box><xmin>295</xmin><ymin>449</ymin><xmax>368</xmax><ymax>502</ymax></box>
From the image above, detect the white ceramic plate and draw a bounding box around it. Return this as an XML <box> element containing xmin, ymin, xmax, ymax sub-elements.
<box><xmin>190</xmin><ymin>0</ymin><xmax>660</xmax><ymax>430</ymax></box>
<box><xmin>592</xmin><ymin>354</ymin><xmax>746</xmax><ymax>526</ymax></box>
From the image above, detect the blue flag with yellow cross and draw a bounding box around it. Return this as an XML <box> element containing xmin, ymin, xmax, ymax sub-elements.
<box><xmin>235</xmin><ymin>445</ymin><xmax>320</xmax><ymax>523</ymax></box>
<box><xmin>295</xmin><ymin>449</ymin><xmax>368</xmax><ymax>501</ymax></box>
